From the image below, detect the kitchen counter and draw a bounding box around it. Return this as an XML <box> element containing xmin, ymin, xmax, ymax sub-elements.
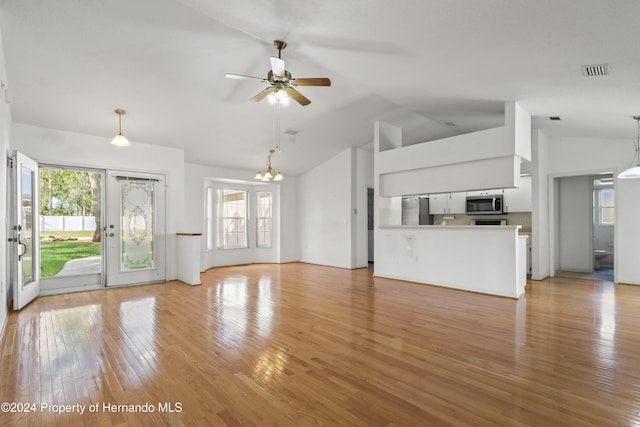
<box><xmin>380</xmin><ymin>224</ymin><xmax>521</xmax><ymax>230</ymax></box>
<box><xmin>375</xmin><ymin>225</ymin><xmax>527</xmax><ymax>298</ymax></box>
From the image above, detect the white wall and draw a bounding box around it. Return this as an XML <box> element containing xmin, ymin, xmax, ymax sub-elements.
<box><xmin>556</xmin><ymin>175</ymin><xmax>592</xmax><ymax>272</ymax></box>
<box><xmin>299</xmin><ymin>147</ymin><xmax>355</xmax><ymax>269</ymax></box>
<box><xmin>0</xmin><ymin>28</ymin><xmax>10</xmax><ymax>336</ymax></box>
<box><xmin>183</xmin><ymin>162</ymin><xmax>298</xmax><ymax>270</ymax></box>
<box><xmin>531</xmin><ymin>130</ymin><xmax>550</xmax><ymax>279</ymax></box>
<box><xmin>615</xmin><ymin>178</ymin><xmax>640</xmax><ymax>284</ymax></box>
<box><xmin>11</xmin><ymin>123</ymin><xmax>185</xmax><ymax>281</ymax></box>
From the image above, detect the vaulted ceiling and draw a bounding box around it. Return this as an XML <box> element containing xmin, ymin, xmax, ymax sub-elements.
<box><xmin>1</xmin><ymin>0</ymin><xmax>639</xmax><ymax>175</ymax></box>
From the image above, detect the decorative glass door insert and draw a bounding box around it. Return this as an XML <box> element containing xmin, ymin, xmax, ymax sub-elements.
<box><xmin>121</xmin><ymin>180</ymin><xmax>155</xmax><ymax>270</ymax></box>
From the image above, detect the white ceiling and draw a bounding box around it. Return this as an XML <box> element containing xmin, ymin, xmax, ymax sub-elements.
<box><xmin>1</xmin><ymin>0</ymin><xmax>640</xmax><ymax>175</ymax></box>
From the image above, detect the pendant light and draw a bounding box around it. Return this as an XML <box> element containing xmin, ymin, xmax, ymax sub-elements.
<box><xmin>111</xmin><ymin>109</ymin><xmax>130</xmax><ymax>147</ymax></box>
<box><xmin>618</xmin><ymin>116</ymin><xmax>640</xmax><ymax>179</ymax></box>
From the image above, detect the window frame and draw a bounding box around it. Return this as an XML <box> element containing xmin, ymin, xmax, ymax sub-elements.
<box><xmin>597</xmin><ymin>187</ymin><xmax>615</xmax><ymax>226</ymax></box>
<box><xmin>217</xmin><ymin>188</ymin><xmax>249</xmax><ymax>249</ymax></box>
<box><xmin>256</xmin><ymin>191</ymin><xmax>273</xmax><ymax>248</ymax></box>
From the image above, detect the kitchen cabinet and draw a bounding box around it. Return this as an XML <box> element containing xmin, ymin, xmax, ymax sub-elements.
<box><xmin>449</xmin><ymin>192</ymin><xmax>466</xmax><ymax>213</ymax></box>
<box><xmin>429</xmin><ymin>192</ymin><xmax>466</xmax><ymax>214</ymax></box>
<box><xmin>428</xmin><ymin>194</ymin><xmax>446</xmax><ymax>214</ymax></box>
<box><xmin>504</xmin><ymin>176</ymin><xmax>532</xmax><ymax>212</ymax></box>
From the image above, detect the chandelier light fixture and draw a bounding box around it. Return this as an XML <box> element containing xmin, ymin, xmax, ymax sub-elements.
<box><xmin>618</xmin><ymin>115</ymin><xmax>640</xmax><ymax>179</ymax></box>
<box><xmin>110</xmin><ymin>108</ymin><xmax>130</xmax><ymax>147</ymax></box>
<box><xmin>254</xmin><ymin>149</ymin><xmax>283</xmax><ymax>181</ymax></box>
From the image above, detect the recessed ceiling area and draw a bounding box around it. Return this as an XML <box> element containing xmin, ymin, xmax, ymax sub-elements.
<box><xmin>1</xmin><ymin>0</ymin><xmax>639</xmax><ymax>175</ymax></box>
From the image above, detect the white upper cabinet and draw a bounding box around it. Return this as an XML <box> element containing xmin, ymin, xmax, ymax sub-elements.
<box><xmin>429</xmin><ymin>193</ymin><xmax>466</xmax><ymax>214</ymax></box>
<box><xmin>449</xmin><ymin>192</ymin><xmax>466</xmax><ymax>213</ymax></box>
<box><xmin>429</xmin><ymin>194</ymin><xmax>447</xmax><ymax>214</ymax></box>
<box><xmin>504</xmin><ymin>176</ymin><xmax>532</xmax><ymax>212</ymax></box>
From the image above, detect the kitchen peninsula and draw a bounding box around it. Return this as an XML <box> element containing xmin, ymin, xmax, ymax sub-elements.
<box><xmin>375</xmin><ymin>225</ymin><xmax>527</xmax><ymax>298</ymax></box>
<box><xmin>373</xmin><ymin>103</ymin><xmax>531</xmax><ymax>299</ymax></box>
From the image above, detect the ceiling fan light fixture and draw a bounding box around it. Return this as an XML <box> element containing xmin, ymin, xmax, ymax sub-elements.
<box><xmin>268</xmin><ymin>88</ymin><xmax>290</xmax><ymax>105</ymax></box>
<box><xmin>618</xmin><ymin>116</ymin><xmax>640</xmax><ymax>179</ymax></box>
<box><xmin>110</xmin><ymin>109</ymin><xmax>130</xmax><ymax>147</ymax></box>
<box><xmin>225</xmin><ymin>39</ymin><xmax>330</xmax><ymax>106</ymax></box>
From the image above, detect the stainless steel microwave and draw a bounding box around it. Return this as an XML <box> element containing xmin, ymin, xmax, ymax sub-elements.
<box><xmin>466</xmin><ymin>195</ymin><xmax>504</xmax><ymax>215</ymax></box>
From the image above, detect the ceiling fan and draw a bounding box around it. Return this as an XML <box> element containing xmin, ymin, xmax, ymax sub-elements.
<box><xmin>225</xmin><ymin>40</ymin><xmax>331</xmax><ymax>106</ymax></box>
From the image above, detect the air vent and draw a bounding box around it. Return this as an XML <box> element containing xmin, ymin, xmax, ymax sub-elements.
<box><xmin>547</xmin><ymin>116</ymin><xmax>562</xmax><ymax>121</ymax></box>
<box><xmin>581</xmin><ymin>63</ymin><xmax>610</xmax><ymax>77</ymax></box>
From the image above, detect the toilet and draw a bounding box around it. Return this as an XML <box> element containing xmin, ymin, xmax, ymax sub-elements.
<box><xmin>594</xmin><ymin>250</ymin><xmax>608</xmax><ymax>270</ymax></box>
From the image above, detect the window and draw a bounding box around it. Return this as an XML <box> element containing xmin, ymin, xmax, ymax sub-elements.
<box><xmin>217</xmin><ymin>189</ymin><xmax>248</xmax><ymax>248</ymax></box>
<box><xmin>599</xmin><ymin>188</ymin><xmax>614</xmax><ymax>225</ymax></box>
<box><xmin>257</xmin><ymin>191</ymin><xmax>272</xmax><ymax>247</ymax></box>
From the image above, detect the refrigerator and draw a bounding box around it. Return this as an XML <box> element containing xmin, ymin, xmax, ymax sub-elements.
<box><xmin>401</xmin><ymin>197</ymin><xmax>433</xmax><ymax>225</ymax></box>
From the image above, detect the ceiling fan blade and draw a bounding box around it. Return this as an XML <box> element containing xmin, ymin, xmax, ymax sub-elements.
<box><xmin>286</xmin><ymin>88</ymin><xmax>311</xmax><ymax>106</ymax></box>
<box><xmin>270</xmin><ymin>57</ymin><xmax>285</xmax><ymax>77</ymax></box>
<box><xmin>292</xmin><ymin>77</ymin><xmax>332</xmax><ymax>87</ymax></box>
<box><xmin>250</xmin><ymin>87</ymin><xmax>273</xmax><ymax>103</ymax></box>
<box><xmin>225</xmin><ymin>73</ymin><xmax>266</xmax><ymax>81</ymax></box>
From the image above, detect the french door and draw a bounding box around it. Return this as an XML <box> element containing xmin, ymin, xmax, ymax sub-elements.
<box><xmin>105</xmin><ymin>171</ymin><xmax>166</xmax><ymax>286</ymax></box>
<box><xmin>9</xmin><ymin>160</ymin><xmax>167</xmax><ymax>310</ymax></box>
<box><xmin>10</xmin><ymin>151</ymin><xmax>40</xmax><ymax>310</ymax></box>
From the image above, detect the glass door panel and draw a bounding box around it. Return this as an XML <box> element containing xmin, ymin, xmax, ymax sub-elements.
<box><xmin>12</xmin><ymin>151</ymin><xmax>40</xmax><ymax>310</ymax></box>
<box><xmin>106</xmin><ymin>171</ymin><xmax>165</xmax><ymax>286</ymax></box>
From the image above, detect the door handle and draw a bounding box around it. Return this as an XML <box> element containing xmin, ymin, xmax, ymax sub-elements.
<box><xmin>18</xmin><ymin>241</ymin><xmax>27</xmax><ymax>260</ymax></box>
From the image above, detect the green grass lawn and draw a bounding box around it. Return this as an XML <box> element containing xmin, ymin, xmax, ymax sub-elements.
<box><xmin>40</xmin><ymin>241</ymin><xmax>101</xmax><ymax>277</ymax></box>
<box><xmin>40</xmin><ymin>230</ymin><xmax>95</xmax><ymax>239</ymax></box>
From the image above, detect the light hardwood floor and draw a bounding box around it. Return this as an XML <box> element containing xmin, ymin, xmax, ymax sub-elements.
<box><xmin>1</xmin><ymin>263</ymin><xmax>639</xmax><ymax>426</ymax></box>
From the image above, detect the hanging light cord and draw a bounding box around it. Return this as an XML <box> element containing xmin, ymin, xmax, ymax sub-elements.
<box><xmin>634</xmin><ymin>116</ymin><xmax>640</xmax><ymax>168</ymax></box>
<box><xmin>275</xmin><ymin>101</ymin><xmax>281</xmax><ymax>153</ymax></box>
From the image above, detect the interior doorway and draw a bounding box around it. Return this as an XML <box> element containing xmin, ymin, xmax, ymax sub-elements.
<box><xmin>552</xmin><ymin>173</ymin><xmax>615</xmax><ymax>281</ymax></box>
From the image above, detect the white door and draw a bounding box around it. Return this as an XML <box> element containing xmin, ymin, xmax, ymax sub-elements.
<box><xmin>11</xmin><ymin>151</ymin><xmax>40</xmax><ymax>310</ymax></box>
<box><xmin>105</xmin><ymin>171</ymin><xmax>166</xmax><ymax>286</ymax></box>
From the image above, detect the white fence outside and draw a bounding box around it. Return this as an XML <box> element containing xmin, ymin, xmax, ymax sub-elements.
<box><xmin>41</xmin><ymin>216</ymin><xmax>96</xmax><ymax>232</ymax></box>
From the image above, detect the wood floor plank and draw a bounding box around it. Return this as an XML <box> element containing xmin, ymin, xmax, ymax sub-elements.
<box><xmin>2</xmin><ymin>263</ymin><xmax>640</xmax><ymax>425</ymax></box>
